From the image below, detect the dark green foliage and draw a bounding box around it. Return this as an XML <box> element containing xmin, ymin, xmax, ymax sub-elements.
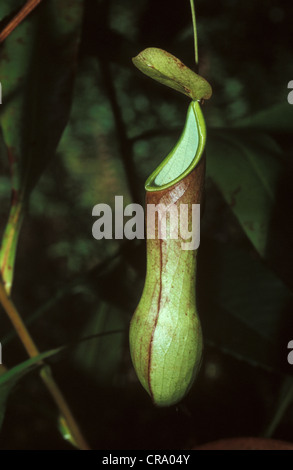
<box><xmin>0</xmin><ymin>0</ymin><xmax>292</xmax><ymax>449</ymax></box>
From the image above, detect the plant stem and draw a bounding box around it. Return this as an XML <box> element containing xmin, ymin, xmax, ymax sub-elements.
<box><xmin>0</xmin><ymin>280</ymin><xmax>39</xmax><ymax>356</ymax></box>
<box><xmin>1</xmin><ymin>248</ymin><xmax>122</xmax><ymax>346</ymax></box>
<box><xmin>189</xmin><ymin>0</ymin><xmax>199</xmax><ymax>68</ymax></box>
<box><xmin>0</xmin><ymin>0</ymin><xmax>89</xmax><ymax>449</ymax></box>
<box><xmin>0</xmin><ymin>0</ymin><xmax>43</xmax><ymax>44</ymax></box>
<box><xmin>40</xmin><ymin>366</ymin><xmax>89</xmax><ymax>449</ymax></box>
<box><xmin>0</xmin><ymin>279</ymin><xmax>90</xmax><ymax>450</ymax></box>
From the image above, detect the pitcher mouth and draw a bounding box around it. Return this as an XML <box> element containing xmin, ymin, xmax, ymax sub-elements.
<box><xmin>145</xmin><ymin>100</ymin><xmax>206</xmax><ymax>192</ymax></box>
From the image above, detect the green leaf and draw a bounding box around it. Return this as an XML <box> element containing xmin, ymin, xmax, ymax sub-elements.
<box><xmin>0</xmin><ymin>346</ymin><xmax>63</xmax><ymax>430</ymax></box>
<box><xmin>0</xmin><ymin>0</ymin><xmax>84</xmax><ymax>197</ymax></box>
<box><xmin>132</xmin><ymin>48</ymin><xmax>212</xmax><ymax>101</ymax></box>
<box><xmin>199</xmin><ymin>240</ymin><xmax>292</xmax><ymax>372</ymax></box>
<box><xmin>206</xmin><ymin>130</ymin><xmax>283</xmax><ymax>258</ymax></box>
<box><xmin>235</xmin><ymin>103</ymin><xmax>293</xmax><ymax>133</ymax></box>
<box><xmin>58</xmin><ymin>415</ymin><xmax>78</xmax><ymax>449</ymax></box>
<box><xmin>0</xmin><ymin>0</ymin><xmax>84</xmax><ymax>291</ymax></box>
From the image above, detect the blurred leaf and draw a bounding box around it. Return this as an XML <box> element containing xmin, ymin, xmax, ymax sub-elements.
<box><xmin>199</xmin><ymin>240</ymin><xmax>293</xmax><ymax>372</ymax></box>
<box><xmin>0</xmin><ymin>0</ymin><xmax>24</xmax><ymax>21</ymax></box>
<box><xmin>0</xmin><ymin>0</ymin><xmax>84</xmax><ymax>291</ymax></box>
<box><xmin>0</xmin><ymin>0</ymin><xmax>84</xmax><ymax>197</ymax></box>
<box><xmin>74</xmin><ymin>301</ymin><xmax>127</xmax><ymax>384</ymax></box>
<box><xmin>58</xmin><ymin>56</ymin><xmax>131</xmax><ymax>210</ymax></box>
<box><xmin>0</xmin><ymin>346</ymin><xmax>63</xmax><ymax>430</ymax></box>
<box><xmin>236</xmin><ymin>103</ymin><xmax>293</xmax><ymax>133</ymax></box>
<box><xmin>56</xmin><ymin>57</ymin><xmax>133</xmax><ymax>265</ymax></box>
<box><xmin>206</xmin><ymin>130</ymin><xmax>283</xmax><ymax>258</ymax></box>
<box><xmin>132</xmin><ymin>48</ymin><xmax>212</xmax><ymax>100</ymax></box>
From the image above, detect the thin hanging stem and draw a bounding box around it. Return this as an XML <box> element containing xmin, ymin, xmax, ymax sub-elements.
<box><xmin>0</xmin><ymin>280</ymin><xmax>39</xmax><ymax>357</ymax></box>
<box><xmin>0</xmin><ymin>0</ymin><xmax>43</xmax><ymax>44</ymax></box>
<box><xmin>0</xmin><ymin>279</ymin><xmax>90</xmax><ymax>450</ymax></box>
<box><xmin>189</xmin><ymin>0</ymin><xmax>199</xmax><ymax>68</ymax></box>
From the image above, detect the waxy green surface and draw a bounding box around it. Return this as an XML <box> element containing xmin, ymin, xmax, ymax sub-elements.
<box><xmin>132</xmin><ymin>48</ymin><xmax>212</xmax><ymax>102</ymax></box>
<box><xmin>129</xmin><ymin>101</ymin><xmax>206</xmax><ymax>406</ymax></box>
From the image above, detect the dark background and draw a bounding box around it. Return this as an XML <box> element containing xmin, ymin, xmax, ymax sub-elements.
<box><xmin>0</xmin><ymin>0</ymin><xmax>292</xmax><ymax>449</ymax></box>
